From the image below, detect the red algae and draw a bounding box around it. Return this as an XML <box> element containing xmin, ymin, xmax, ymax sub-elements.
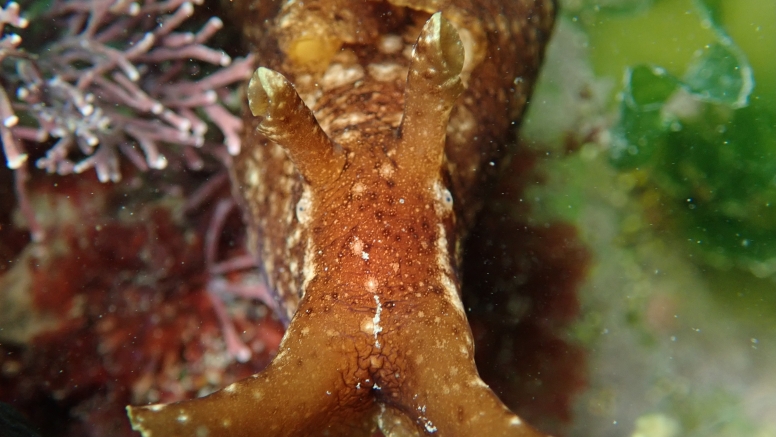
<box><xmin>0</xmin><ymin>172</ymin><xmax>284</xmax><ymax>437</ymax></box>
<box><xmin>463</xmin><ymin>147</ymin><xmax>590</xmax><ymax>437</ymax></box>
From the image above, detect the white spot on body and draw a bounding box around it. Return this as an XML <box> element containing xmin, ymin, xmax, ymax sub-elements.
<box><xmin>361</xmin><ymin>317</ymin><xmax>375</xmax><ymax>335</ymax></box>
<box><xmin>321</xmin><ymin>63</ymin><xmax>364</xmax><ymax>90</ymax></box>
<box><xmin>301</xmin><ymin>236</ymin><xmax>316</xmax><ymax>295</ymax></box>
<box><xmin>352</xmin><ymin>182</ymin><xmax>366</xmax><ymax>195</ymax></box>
<box><xmin>247</xmin><ymin>168</ymin><xmax>261</xmax><ymax>189</ymax></box>
<box><xmin>435</xmin><ymin>222</ymin><xmax>464</xmax><ymax>315</ymax></box>
<box><xmin>330</xmin><ymin>112</ymin><xmax>370</xmax><ymax>130</ymax></box>
<box><xmin>469</xmin><ymin>377</ymin><xmax>489</xmax><ymax>389</ymax></box>
<box><xmin>509</xmin><ymin>416</ymin><xmax>523</xmax><ymax>426</ymax></box>
<box><xmin>177</xmin><ymin>413</ymin><xmax>189</xmax><ymax>423</ymax></box>
<box><xmin>378</xmin><ymin>34</ymin><xmax>404</xmax><ymax>54</ymax></box>
<box><xmin>433</xmin><ymin>180</ymin><xmax>454</xmax><ymax>216</ymax></box>
<box><xmin>295</xmin><ymin>188</ymin><xmax>312</xmax><ymax>224</ymax></box>
<box><xmin>373</xmin><ymin>294</ymin><xmax>383</xmax><ymax>348</ymax></box>
<box><xmin>289</xmin><ymin>258</ymin><xmax>299</xmax><ymax>276</ymax></box>
<box><xmin>351</xmin><ymin>237</ymin><xmax>364</xmax><ymax>257</ymax></box>
<box><xmin>368</xmin><ymin>63</ymin><xmax>407</xmax><ymax>82</ymax></box>
<box><xmin>338</xmin><ymin>129</ymin><xmax>358</xmax><ymax>143</ymax></box>
<box><xmin>379</xmin><ymin>162</ymin><xmax>395</xmax><ymax>179</ymax></box>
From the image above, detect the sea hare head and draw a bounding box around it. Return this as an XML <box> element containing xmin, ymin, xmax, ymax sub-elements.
<box><xmin>127</xmin><ymin>11</ymin><xmax>551</xmax><ymax>437</ymax></box>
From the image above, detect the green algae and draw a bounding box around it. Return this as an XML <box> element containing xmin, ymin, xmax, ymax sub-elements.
<box><xmin>519</xmin><ymin>1</ymin><xmax>776</xmax><ymax>436</ymax></box>
<box><xmin>578</xmin><ymin>0</ymin><xmax>776</xmax><ymax>277</ymax></box>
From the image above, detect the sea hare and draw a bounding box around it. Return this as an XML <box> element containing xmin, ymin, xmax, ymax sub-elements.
<box><xmin>127</xmin><ymin>0</ymin><xmax>556</xmax><ymax>435</ymax></box>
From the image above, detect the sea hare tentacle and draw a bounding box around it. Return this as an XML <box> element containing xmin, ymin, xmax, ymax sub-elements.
<box><xmin>247</xmin><ymin>67</ymin><xmax>344</xmax><ymax>187</ymax></box>
<box><xmin>397</xmin><ymin>12</ymin><xmax>465</xmax><ymax>180</ymax></box>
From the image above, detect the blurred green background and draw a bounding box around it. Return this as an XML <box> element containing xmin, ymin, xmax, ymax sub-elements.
<box><xmin>519</xmin><ymin>0</ymin><xmax>776</xmax><ymax>436</ymax></box>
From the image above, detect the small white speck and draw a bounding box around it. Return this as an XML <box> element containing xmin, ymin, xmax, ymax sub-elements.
<box><xmin>362</xmin><ymin>251</ymin><xmax>369</xmax><ymax>260</ymax></box>
<box><xmin>373</xmin><ymin>295</ymin><xmax>383</xmax><ymax>348</ymax></box>
<box><xmin>378</xmin><ymin>34</ymin><xmax>403</xmax><ymax>54</ymax></box>
<box><xmin>321</xmin><ymin>63</ymin><xmax>365</xmax><ymax>91</ymax></box>
<box><xmin>399</xmin><ymin>198</ymin><xmax>405</xmax><ymax>204</ymax></box>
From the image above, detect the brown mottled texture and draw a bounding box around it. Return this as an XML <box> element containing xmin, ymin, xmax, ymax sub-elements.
<box><xmin>128</xmin><ymin>0</ymin><xmax>556</xmax><ymax>436</ymax></box>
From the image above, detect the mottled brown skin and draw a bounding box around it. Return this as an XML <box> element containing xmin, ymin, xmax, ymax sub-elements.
<box><xmin>235</xmin><ymin>0</ymin><xmax>555</xmax><ymax>317</ymax></box>
<box><xmin>127</xmin><ymin>1</ymin><xmax>555</xmax><ymax>436</ymax></box>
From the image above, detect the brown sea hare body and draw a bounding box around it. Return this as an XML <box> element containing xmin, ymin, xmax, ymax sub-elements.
<box><xmin>127</xmin><ymin>0</ymin><xmax>555</xmax><ymax>435</ymax></box>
